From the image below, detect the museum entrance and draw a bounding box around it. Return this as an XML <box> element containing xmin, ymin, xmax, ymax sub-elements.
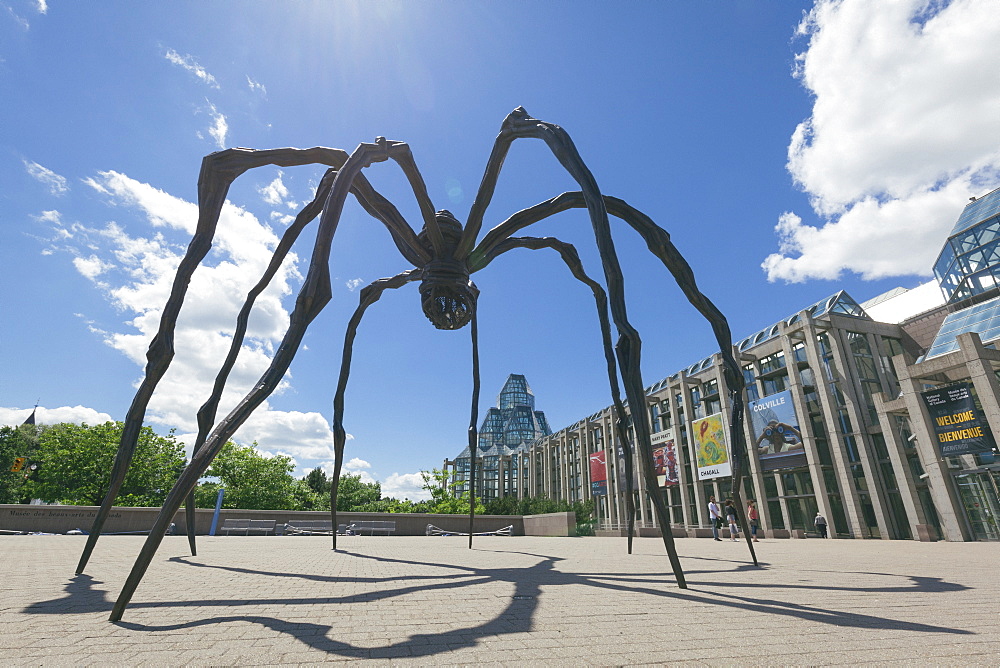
<box><xmin>954</xmin><ymin>470</ymin><xmax>1000</xmax><ymax>541</ymax></box>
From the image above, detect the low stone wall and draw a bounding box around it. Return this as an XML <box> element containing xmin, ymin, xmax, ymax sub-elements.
<box><xmin>0</xmin><ymin>505</ymin><xmax>582</xmax><ymax>537</ymax></box>
<box><xmin>522</xmin><ymin>511</ymin><xmax>576</xmax><ymax>537</ymax></box>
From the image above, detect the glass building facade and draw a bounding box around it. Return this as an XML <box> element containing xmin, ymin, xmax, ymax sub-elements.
<box><xmin>448</xmin><ymin>190</ymin><xmax>1000</xmax><ymax>542</ymax></box>
<box><xmin>934</xmin><ymin>187</ymin><xmax>1000</xmax><ymax>304</ymax></box>
<box><xmin>448</xmin><ymin>374</ymin><xmax>551</xmax><ymax>502</ymax></box>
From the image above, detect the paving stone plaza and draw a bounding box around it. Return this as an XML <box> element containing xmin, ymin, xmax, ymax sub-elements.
<box><xmin>2</xmin><ymin>535</ymin><xmax>999</xmax><ymax>666</ymax></box>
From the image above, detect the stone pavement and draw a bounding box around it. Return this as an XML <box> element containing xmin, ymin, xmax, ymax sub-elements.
<box><xmin>1</xmin><ymin>533</ymin><xmax>998</xmax><ymax>666</ymax></box>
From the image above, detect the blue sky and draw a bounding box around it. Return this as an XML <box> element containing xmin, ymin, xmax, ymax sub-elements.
<box><xmin>3</xmin><ymin>1</ymin><xmax>1000</xmax><ymax>500</ymax></box>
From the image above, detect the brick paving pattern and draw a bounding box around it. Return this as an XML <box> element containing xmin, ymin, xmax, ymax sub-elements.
<box><xmin>1</xmin><ymin>534</ymin><xmax>998</xmax><ymax>666</ymax></box>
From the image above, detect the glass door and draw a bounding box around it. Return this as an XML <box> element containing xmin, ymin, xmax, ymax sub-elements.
<box><xmin>955</xmin><ymin>472</ymin><xmax>1000</xmax><ymax>541</ymax></box>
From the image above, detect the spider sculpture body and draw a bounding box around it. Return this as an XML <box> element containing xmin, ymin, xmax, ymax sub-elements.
<box><xmin>76</xmin><ymin>108</ymin><xmax>756</xmax><ymax>622</ymax></box>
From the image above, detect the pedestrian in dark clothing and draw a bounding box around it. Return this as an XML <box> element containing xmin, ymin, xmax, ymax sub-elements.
<box><xmin>814</xmin><ymin>512</ymin><xmax>829</xmax><ymax>538</ymax></box>
<box><xmin>725</xmin><ymin>499</ymin><xmax>739</xmax><ymax>541</ymax></box>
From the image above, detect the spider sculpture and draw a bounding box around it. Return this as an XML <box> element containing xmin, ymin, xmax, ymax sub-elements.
<box><xmin>76</xmin><ymin>108</ymin><xmax>757</xmax><ymax>622</ymax></box>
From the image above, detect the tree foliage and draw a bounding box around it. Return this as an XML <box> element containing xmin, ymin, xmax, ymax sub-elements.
<box><xmin>294</xmin><ymin>468</ymin><xmax>384</xmax><ymax>511</ymax></box>
<box><xmin>194</xmin><ymin>441</ymin><xmax>314</xmax><ymax>510</ymax></box>
<box><xmin>483</xmin><ymin>495</ymin><xmax>593</xmax><ymax>518</ymax></box>
<box><xmin>335</xmin><ymin>473</ymin><xmax>382</xmax><ymax>511</ymax></box>
<box><xmin>420</xmin><ymin>468</ymin><xmax>485</xmax><ymax>515</ymax></box>
<box><xmin>3</xmin><ymin>424</ymin><xmax>594</xmax><ymax>524</ymax></box>
<box><xmin>22</xmin><ymin>422</ymin><xmax>185</xmax><ymax>506</ymax></box>
<box><xmin>484</xmin><ymin>495</ymin><xmax>595</xmax><ymax>534</ymax></box>
<box><xmin>0</xmin><ymin>424</ymin><xmax>42</xmax><ymax>504</ymax></box>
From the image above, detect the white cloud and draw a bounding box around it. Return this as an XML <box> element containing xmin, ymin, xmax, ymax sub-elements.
<box><xmin>270</xmin><ymin>211</ymin><xmax>295</xmax><ymax>226</ymax></box>
<box><xmin>24</xmin><ymin>160</ymin><xmax>68</xmax><ymax>195</ymax></box>
<box><xmin>84</xmin><ymin>170</ymin><xmax>196</xmax><ymax>232</ymax></box>
<box><xmin>766</xmin><ymin>0</ymin><xmax>1000</xmax><ymax>283</ymax></box>
<box><xmin>35</xmin><ymin>0</ymin><xmax>47</xmax><ymax>14</ymax></box>
<box><xmin>205</xmin><ymin>102</ymin><xmax>228</xmax><ymax>148</ymax></box>
<box><xmin>236</xmin><ymin>409</ymin><xmax>335</xmax><ymax>462</ymax></box>
<box><xmin>381</xmin><ymin>472</ymin><xmax>431</xmax><ymax>501</ymax></box>
<box><xmin>258</xmin><ymin>172</ymin><xmax>289</xmax><ymax>206</ymax></box>
<box><xmin>164</xmin><ymin>48</ymin><xmax>219</xmax><ymax>88</ymax></box>
<box><xmin>0</xmin><ymin>406</ymin><xmax>114</xmax><ymax>428</ymax></box>
<box><xmin>5</xmin><ymin>5</ymin><xmax>29</xmax><ymax>30</ymax></box>
<box><xmin>346</xmin><ymin>278</ymin><xmax>364</xmax><ymax>292</ymax></box>
<box><xmin>33</xmin><ymin>209</ymin><xmax>65</xmax><ymax>233</ymax></box>
<box><xmin>73</xmin><ymin>254</ymin><xmax>112</xmax><ymax>280</ymax></box>
<box><xmin>59</xmin><ymin>170</ymin><xmax>345</xmax><ymax>473</ymax></box>
<box><xmin>246</xmin><ymin>76</ymin><xmax>267</xmax><ymax>96</ymax></box>
<box><xmin>344</xmin><ymin>457</ymin><xmax>369</xmax><ymax>470</ymax></box>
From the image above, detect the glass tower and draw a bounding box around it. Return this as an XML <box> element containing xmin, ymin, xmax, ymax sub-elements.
<box><xmin>925</xmin><ymin>187</ymin><xmax>1000</xmax><ymax>359</ymax></box>
<box><xmin>934</xmin><ymin>187</ymin><xmax>1000</xmax><ymax>305</ymax></box>
<box><xmin>451</xmin><ymin>374</ymin><xmax>551</xmax><ymax>502</ymax></box>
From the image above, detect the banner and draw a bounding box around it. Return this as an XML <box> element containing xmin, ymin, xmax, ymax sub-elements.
<box><xmin>921</xmin><ymin>383</ymin><xmax>997</xmax><ymax>457</ymax></box>
<box><xmin>693</xmin><ymin>412</ymin><xmax>730</xmax><ymax>480</ymax></box>
<box><xmin>589</xmin><ymin>450</ymin><xmax>608</xmax><ymax>496</ymax></box>
<box><xmin>651</xmin><ymin>430</ymin><xmax>679</xmax><ymax>487</ymax></box>
<box><xmin>749</xmin><ymin>390</ymin><xmax>808</xmax><ymax>471</ymax></box>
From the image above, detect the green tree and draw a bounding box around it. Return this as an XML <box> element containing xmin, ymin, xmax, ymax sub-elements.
<box><xmin>0</xmin><ymin>424</ymin><xmax>42</xmax><ymax>503</ymax></box>
<box><xmin>335</xmin><ymin>473</ymin><xmax>382</xmax><ymax>511</ymax></box>
<box><xmin>421</xmin><ymin>469</ymin><xmax>484</xmax><ymax>515</ymax></box>
<box><xmin>304</xmin><ymin>467</ymin><xmax>331</xmax><ymax>495</ymax></box>
<box><xmin>24</xmin><ymin>422</ymin><xmax>185</xmax><ymax>506</ymax></box>
<box><xmin>193</xmin><ymin>441</ymin><xmax>310</xmax><ymax>510</ymax></box>
<box><xmin>295</xmin><ymin>467</ymin><xmax>330</xmax><ymax>511</ymax></box>
<box><xmin>294</xmin><ymin>468</ymin><xmax>384</xmax><ymax>511</ymax></box>
<box><xmin>352</xmin><ymin>497</ymin><xmax>426</xmax><ymax>513</ymax></box>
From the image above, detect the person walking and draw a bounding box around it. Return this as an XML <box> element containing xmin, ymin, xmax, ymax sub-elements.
<box><xmin>747</xmin><ymin>500</ymin><xmax>761</xmax><ymax>542</ymax></box>
<box><xmin>708</xmin><ymin>495</ymin><xmax>722</xmax><ymax>541</ymax></box>
<box><xmin>725</xmin><ymin>499</ymin><xmax>740</xmax><ymax>541</ymax></box>
<box><xmin>814</xmin><ymin>511</ymin><xmax>829</xmax><ymax>538</ymax></box>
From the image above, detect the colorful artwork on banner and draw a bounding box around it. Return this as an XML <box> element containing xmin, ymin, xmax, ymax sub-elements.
<box><xmin>748</xmin><ymin>390</ymin><xmax>808</xmax><ymax>472</ymax></box>
<box><xmin>920</xmin><ymin>382</ymin><xmax>997</xmax><ymax>457</ymax></box>
<box><xmin>589</xmin><ymin>450</ymin><xmax>608</xmax><ymax>496</ymax></box>
<box><xmin>693</xmin><ymin>412</ymin><xmax>730</xmax><ymax>480</ymax></box>
<box><xmin>651</xmin><ymin>430</ymin><xmax>679</xmax><ymax>487</ymax></box>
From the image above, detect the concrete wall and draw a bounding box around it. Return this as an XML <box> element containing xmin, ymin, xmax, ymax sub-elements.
<box><xmin>522</xmin><ymin>511</ymin><xmax>576</xmax><ymax>537</ymax></box>
<box><xmin>0</xmin><ymin>505</ymin><xmax>581</xmax><ymax>537</ymax></box>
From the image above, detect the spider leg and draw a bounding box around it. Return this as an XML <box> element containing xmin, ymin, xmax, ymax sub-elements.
<box><xmin>473</xmin><ymin>192</ymin><xmax>756</xmax><ymax>566</ymax></box>
<box><xmin>598</xmin><ymin>198</ymin><xmax>755</xmax><ymax>566</ymax></box>
<box><xmin>459</xmin><ymin>109</ymin><xmax>658</xmax><ymax>571</ymax></box>
<box><xmin>107</xmin><ymin>139</ymin><xmax>411</xmax><ymax>622</ymax></box>
<box><xmin>178</xmin><ymin>167</ymin><xmax>429</xmax><ymax>555</ymax></box>
<box><xmin>476</xmin><ymin>237</ymin><xmax>684</xmax><ymax>582</ymax></box>
<box><xmin>387</xmin><ymin>144</ymin><xmax>449</xmax><ymax>257</ymax></box>
<box><xmin>468</xmin><ymin>305</ymin><xmax>480</xmax><ymax>549</ymax></box>
<box><xmin>180</xmin><ymin>167</ymin><xmax>338</xmax><ymax>556</ymax></box>
<box><xmin>327</xmin><ymin>269</ymin><xmax>421</xmax><ymax>549</ymax></box>
<box><xmin>77</xmin><ymin>146</ymin><xmax>431</xmax><ymax>575</ymax></box>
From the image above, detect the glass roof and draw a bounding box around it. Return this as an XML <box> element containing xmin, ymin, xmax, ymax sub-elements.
<box><xmin>642</xmin><ymin>291</ymin><xmax>869</xmax><ymax>394</ymax></box>
<box><xmin>734</xmin><ymin>291</ymin><xmax>867</xmax><ymax>353</ymax></box>
<box><xmin>950</xmin><ymin>187</ymin><xmax>1000</xmax><ymax>236</ymax></box>
<box><xmin>922</xmin><ymin>295</ymin><xmax>1000</xmax><ymax>360</ymax></box>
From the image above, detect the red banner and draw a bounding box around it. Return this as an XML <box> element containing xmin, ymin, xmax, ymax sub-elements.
<box><xmin>590</xmin><ymin>450</ymin><xmax>607</xmax><ymax>496</ymax></box>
